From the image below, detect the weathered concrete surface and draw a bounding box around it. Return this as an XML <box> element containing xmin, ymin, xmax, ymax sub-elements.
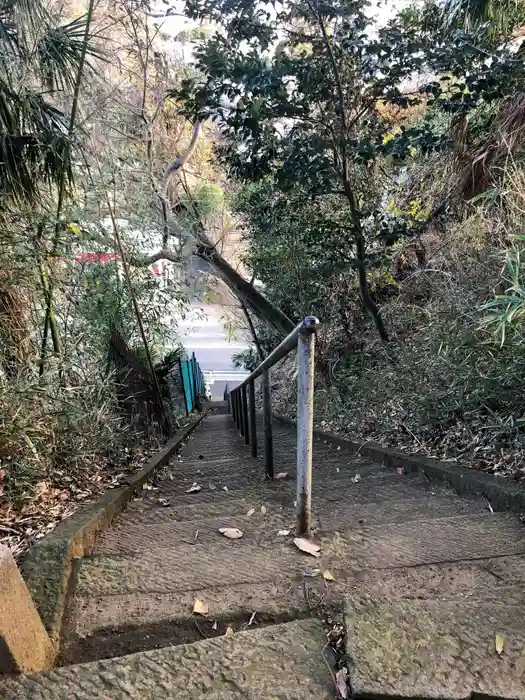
<box><xmin>1</xmin><ymin>619</ymin><xmax>334</xmax><ymax>699</ymax></box>
<box><xmin>74</xmin><ymin>511</ymin><xmax>525</xmax><ymax>599</ymax></box>
<box><xmin>62</xmin><ymin>562</ymin><xmax>525</xmax><ymax>653</ymax></box>
<box><xmin>346</xmin><ymin>596</ymin><xmax>525</xmax><ymax>699</ymax></box>
<box><xmin>276</xmin><ymin>415</ymin><xmax>525</xmax><ymax>514</ymax></box>
<box><xmin>52</xmin><ymin>412</ymin><xmax>525</xmax><ymax>692</ymax></box>
<box><xmin>19</xmin><ymin>414</ymin><xmax>203</xmax><ymax>646</ymax></box>
<box><xmin>0</xmin><ymin>546</ymin><xmax>54</xmax><ymax>674</ymax></box>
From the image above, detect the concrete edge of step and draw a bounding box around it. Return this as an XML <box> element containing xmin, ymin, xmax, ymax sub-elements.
<box><xmin>273</xmin><ymin>414</ymin><xmax>525</xmax><ymax>514</ymax></box>
<box><xmin>19</xmin><ymin>412</ymin><xmax>205</xmax><ymax>656</ymax></box>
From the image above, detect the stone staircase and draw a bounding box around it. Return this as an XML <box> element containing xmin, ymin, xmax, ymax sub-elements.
<box><xmin>3</xmin><ymin>412</ymin><xmax>525</xmax><ymax>698</ymax></box>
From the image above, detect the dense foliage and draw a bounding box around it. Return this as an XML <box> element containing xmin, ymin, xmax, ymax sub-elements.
<box><xmin>175</xmin><ymin>0</ymin><xmax>525</xmax><ymax>478</ymax></box>
<box><xmin>4</xmin><ymin>0</ymin><xmax>525</xmax><ymax>558</ymax></box>
<box><xmin>0</xmin><ymin>0</ymin><xmax>227</xmax><ymax>555</ymax></box>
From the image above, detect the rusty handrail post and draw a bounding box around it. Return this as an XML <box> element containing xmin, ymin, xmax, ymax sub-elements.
<box><xmin>235</xmin><ymin>390</ymin><xmax>241</xmax><ymax>430</ymax></box>
<box><xmin>249</xmin><ymin>379</ymin><xmax>257</xmax><ymax>457</ymax></box>
<box><xmin>224</xmin><ymin>383</ymin><xmax>231</xmax><ymax>413</ymax></box>
<box><xmin>296</xmin><ymin>317</ymin><xmax>318</xmax><ymax>537</ymax></box>
<box><xmin>227</xmin><ymin>315</ymin><xmax>318</xmax><ymax>525</ymax></box>
<box><xmin>242</xmin><ymin>384</ymin><xmax>249</xmax><ymax>445</ymax></box>
<box><xmin>239</xmin><ymin>389</ymin><xmax>245</xmax><ymax>436</ymax></box>
<box><xmin>262</xmin><ymin>369</ymin><xmax>274</xmax><ymax>478</ymax></box>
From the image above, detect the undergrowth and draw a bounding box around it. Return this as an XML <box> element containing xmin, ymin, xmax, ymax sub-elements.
<box><xmin>0</xmin><ymin>369</ymin><xmax>163</xmax><ymax>559</ymax></box>
<box><xmin>269</xmin><ymin>167</ymin><xmax>525</xmax><ymax>481</ymax></box>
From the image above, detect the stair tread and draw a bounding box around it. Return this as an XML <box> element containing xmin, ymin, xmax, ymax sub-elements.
<box><xmin>78</xmin><ymin>512</ymin><xmax>525</xmax><ymax>597</ymax></box>
<box><xmin>346</xmin><ymin>596</ymin><xmax>525</xmax><ymax>699</ymax></box>
<box><xmin>95</xmin><ymin>494</ymin><xmax>485</xmax><ymax>555</ymax></box>
<box><xmin>1</xmin><ymin>619</ymin><xmax>334</xmax><ymax>700</ymax></box>
<box><xmin>63</xmin><ymin>557</ymin><xmax>525</xmax><ymax>647</ymax></box>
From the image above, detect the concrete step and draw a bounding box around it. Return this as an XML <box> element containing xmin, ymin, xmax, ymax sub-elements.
<box><xmin>79</xmin><ymin>513</ymin><xmax>525</xmax><ymax>599</ymax></box>
<box><xmin>0</xmin><ymin>619</ymin><xmax>335</xmax><ymax>699</ymax></box>
<box><xmin>95</xmin><ymin>494</ymin><xmax>485</xmax><ymax>556</ymax></box>
<box><xmin>346</xmin><ymin>596</ymin><xmax>525</xmax><ymax>699</ymax></box>
<box><xmin>132</xmin><ymin>472</ymin><xmax>453</xmax><ymax>513</ymax></box>
<box><xmin>61</xmin><ymin>556</ymin><xmax>525</xmax><ymax>664</ymax></box>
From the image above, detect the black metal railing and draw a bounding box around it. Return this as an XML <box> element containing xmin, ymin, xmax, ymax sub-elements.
<box><xmin>228</xmin><ymin>316</ymin><xmax>319</xmax><ymax>536</ymax></box>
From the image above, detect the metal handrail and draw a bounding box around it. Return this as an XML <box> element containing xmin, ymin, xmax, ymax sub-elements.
<box><xmin>228</xmin><ymin>316</ymin><xmax>319</xmax><ymax>536</ymax></box>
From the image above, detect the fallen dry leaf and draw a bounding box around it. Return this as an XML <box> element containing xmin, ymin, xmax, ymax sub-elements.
<box><xmin>248</xmin><ymin>612</ymin><xmax>256</xmax><ymax>626</ymax></box>
<box><xmin>246</xmin><ymin>508</ymin><xmax>255</xmax><ymax>516</ymax></box>
<box><xmin>396</xmin><ymin>466</ymin><xmax>406</xmax><ymax>475</ymax></box>
<box><xmin>209</xmin><ymin>483</ymin><xmax>216</xmax><ymax>491</ymax></box>
<box><xmin>351</xmin><ymin>474</ymin><xmax>361</xmax><ymax>484</ymax></box>
<box><xmin>219</xmin><ymin>527</ymin><xmax>244</xmax><ymax>539</ymax></box>
<box><xmin>193</xmin><ymin>598</ymin><xmax>208</xmax><ymax>616</ymax></box>
<box><xmin>293</xmin><ymin>537</ymin><xmax>321</xmax><ymax>557</ymax></box>
<box><xmin>335</xmin><ymin>668</ymin><xmax>348</xmax><ymax>698</ymax></box>
<box><xmin>222</xmin><ymin>486</ymin><xmax>229</xmax><ymax>492</ymax></box>
<box><xmin>261</xmin><ymin>505</ymin><xmax>267</xmax><ymax>515</ymax></box>
<box><xmin>495</xmin><ymin>634</ymin><xmax>504</xmax><ymax>655</ymax></box>
<box><xmin>186</xmin><ymin>482</ymin><xmax>202</xmax><ymax>493</ymax></box>
<box><xmin>277</xmin><ymin>529</ymin><xmax>290</xmax><ymax>536</ymax></box>
<box><xmin>157</xmin><ymin>498</ymin><xmax>171</xmax><ymax>507</ymax></box>
<box><xmin>225</xmin><ymin>625</ymin><xmax>234</xmax><ymax>637</ymax></box>
<box><xmin>302</xmin><ymin>567</ymin><xmax>320</xmax><ymax>577</ymax></box>
<box><xmin>323</xmin><ymin>570</ymin><xmax>335</xmax><ymax>581</ymax></box>
<box><xmin>275</xmin><ymin>472</ymin><xmax>288</xmax><ymax>480</ymax></box>
<box><xmin>212</xmin><ymin>620</ymin><xmax>217</xmax><ymax>630</ymax></box>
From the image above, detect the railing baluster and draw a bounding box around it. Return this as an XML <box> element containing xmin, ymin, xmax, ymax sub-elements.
<box><xmin>239</xmin><ymin>389</ymin><xmax>245</xmax><ymax>436</ymax></box>
<box><xmin>235</xmin><ymin>390</ymin><xmax>241</xmax><ymax>430</ymax></box>
<box><xmin>228</xmin><ymin>316</ymin><xmax>318</xmax><ymax>534</ymax></box>
<box><xmin>241</xmin><ymin>384</ymin><xmax>249</xmax><ymax>445</ymax></box>
<box><xmin>296</xmin><ymin>318</ymin><xmax>317</xmax><ymax>537</ymax></box>
<box><xmin>179</xmin><ymin>360</ymin><xmax>189</xmax><ymax>416</ymax></box>
<box><xmin>249</xmin><ymin>380</ymin><xmax>257</xmax><ymax>457</ymax></box>
<box><xmin>262</xmin><ymin>369</ymin><xmax>273</xmax><ymax>478</ymax></box>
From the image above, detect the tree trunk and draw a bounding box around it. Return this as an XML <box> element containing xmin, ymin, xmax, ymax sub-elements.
<box><xmin>355</xmin><ymin>235</ymin><xmax>389</xmax><ymax>342</ymax></box>
<box><xmin>196</xmin><ymin>241</ymin><xmax>295</xmax><ymax>338</ymax></box>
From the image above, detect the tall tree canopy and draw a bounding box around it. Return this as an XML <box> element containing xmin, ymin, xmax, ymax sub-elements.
<box><xmin>174</xmin><ymin>0</ymin><xmax>525</xmax><ymax>340</ymax></box>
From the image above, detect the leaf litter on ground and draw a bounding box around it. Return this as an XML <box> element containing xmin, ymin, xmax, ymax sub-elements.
<box><xmin>1</xmin><ymin>442</ymin><xmax>159</xmax><ymax>561</ymax></box>
<box><xmin>193</xmin><ymin>598</ymin><xmax>208</xmax><ymax>616</ymax></box>
<box><xmin>335</xmin><ymin>668</ymin><xmax>348</xmax><ymax>699</ymax></box>
<box><xmin>294</xmin><ymin>537</ymin><xmax>321</xmax><ymax>557</ymax></box>
<box><xmin>186</xmin><ymin>482</ymin><xmax>201</xmax><ymax>493</ymax></box>
<box><xmin>219</xmin><ymin>527</ymin><xmax>243</xmax><ymax>539</ymax></box>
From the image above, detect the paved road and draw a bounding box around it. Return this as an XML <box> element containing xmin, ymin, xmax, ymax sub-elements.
<box><xmin>178</xmin><ymin>302</ymin><xmax>249</xmax><ymax>399</ymax></box>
